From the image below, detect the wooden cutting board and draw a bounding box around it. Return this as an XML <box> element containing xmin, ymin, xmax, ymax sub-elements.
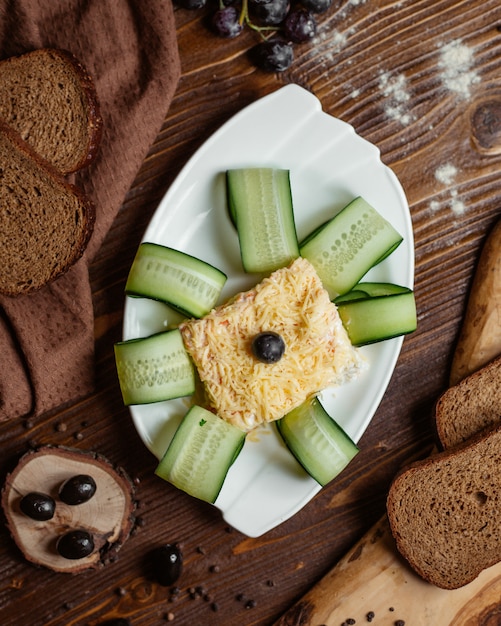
<box><xmin>276</xmin><ymin>222</ymin><xmax>501</xmax><ymax>626</ymax></box>
<box><xmin>275</xmin><ymin>514</ymin><xmax>501</xmax><ymax>625</ymax></box>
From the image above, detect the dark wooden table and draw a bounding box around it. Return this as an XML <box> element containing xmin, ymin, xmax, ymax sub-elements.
<box><xmin>2</xmin><ymin>1</ymin><xmax>501</xmax><ymax>624</ymax></box>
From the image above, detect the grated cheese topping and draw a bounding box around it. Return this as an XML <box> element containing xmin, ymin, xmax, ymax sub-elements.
<box><xmin>179</xmin><ymin>257</ymin><xmax>365</xmax><ymax>432</ymax></box>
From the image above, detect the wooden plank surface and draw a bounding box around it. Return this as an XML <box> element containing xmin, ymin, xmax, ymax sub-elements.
<box><xmin>274</xmin><ymin>515</ymin><xmax>501</xmax><ymax>626</ymax></box>
<box><xmin>2</xmin><ymin>1</ymin><xmax>501</xmax><ymax>624</ymax></box>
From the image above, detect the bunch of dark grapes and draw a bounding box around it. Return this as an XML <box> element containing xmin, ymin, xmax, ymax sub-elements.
<box><xmin>175</xmin><ymin>0</ymin><xmax>333</xmax><ymax>71</ymax></box>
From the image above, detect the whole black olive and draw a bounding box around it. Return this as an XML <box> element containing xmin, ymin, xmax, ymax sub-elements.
<box><xmin>20</xmin><ymin>491</ymin><xmax>56</xmax><ymax>521</ymax></box>
<box><xmin>251</xmin><ymin>331</ymin><xmax>286</xmax><ymax>364</ymax></box>
<box><xmin>150</xmin><ymin>543</ymin><xmax>183</xmax><ymax>586</ymax></box>
<box><xmin>56</xmin><ymin>529</ymin><xmax>94</xmax><ymax>559</ymax></box>
<box><xmin>59</xmin><ymin>474</ymin><xmax>97</xmax><ymax>505</ymax></box>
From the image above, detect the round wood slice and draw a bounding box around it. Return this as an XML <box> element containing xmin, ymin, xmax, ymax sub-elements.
<box><xmin>1</xmin><ymin>446</ymin><xmax>135</xmax><ymax>574</ymax></box>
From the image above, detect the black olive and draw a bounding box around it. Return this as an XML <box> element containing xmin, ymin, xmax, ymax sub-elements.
<box><xmin>59</xmin><ymin>474</ymin><xmax>97</xmax><ymax>505</ymax></box>
<box><xmin>20</xmin><ymin>491</ymin><xmax>56</xmax><ymax>521</ymax></box>
<box><xmin>151</xmin><ymin>544</ymin><xmax>183</xmax><ymax>586</ymax></box>
<box><xmin>251</xmin><ymin>331</ymin><xmax>286</xmax><ymax>363</ymax></box>
<box><xmin>56</xmin><ymin>529</ymin><xmax>94</xmax><ymax>559</ymax></box>
<box><xmin>98</xmin><ymin>620</ymin><xmax>132</xmax><ymax>626</ymax></box>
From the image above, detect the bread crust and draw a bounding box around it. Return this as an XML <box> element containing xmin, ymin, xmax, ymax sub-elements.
<box><xmin>387</xmin><ymin>423</ymin><xmax>501</xmax><ymax>589</ymax></box>
<box><xmin>434</xmin><ymin>353</ymin><xmax>501</xmax><ymax>448</ymax></box>
<box><xmin>0</xmin><ymin>121</ymin><xmax>95</xmax><ymax>296</ymax></box>
<box><xmin>0</xmin><ymin>48</ymin><xmax>103</xmax><ymax>174</ymax></box>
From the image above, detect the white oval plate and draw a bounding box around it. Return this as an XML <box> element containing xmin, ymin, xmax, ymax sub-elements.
<box><xmin>123</xmin><ymin>84</ymin><xmax>414</xmax><ymax>537</ymax></box>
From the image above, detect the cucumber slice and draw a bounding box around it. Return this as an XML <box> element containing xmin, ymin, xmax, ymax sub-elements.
<box><xmin>332</xmin><ymin>289</ymin><xmax>371</xmax><ymax>304</ymax></box>
<box><xmin>226</xmin><ymin>168</ymin><xmax>299</xmax><ymax>273</ymax></box>
<box><xmin>155</xmin><ymin>405</ymin><xmax>246</xmax><ymax>503</ymax></box>
<box><xmin>353</xmin><ymin>282</ymin><xmax>412</xmax><ymax>297</ymax></box>
<box><xmin>276</xmin><ymin>397</ymin><xmax>358</xmax><ymax>487</ymax></box>
<box><xmin>114</xmin><ymin>329</ymin><xmax>195</xmax><ymax>405</ymax></box>
<box><xmin>337</xmin><ymin>290</ymin><xmax>417</xmax><ymax>346</ymax></box>
<box><xmin>125</xmin><ymin>242</ymin><xmax>227</xmax><ymax>318</ymax></box>
<box><xmin>299</xmin><ymin>197</ymin><xmax>403</xmax><ymax>298</ymax></box>
<box><xmin>334</xmin><ymin>282</ymin><xmax>411</xmax><ymax>303</ymax></box>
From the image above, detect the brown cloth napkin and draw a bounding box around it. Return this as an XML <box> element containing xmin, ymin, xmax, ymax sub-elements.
<box><xmin>0</xmin><ymin>0</ymin><xmax>180</xmax><ymax>421</ymax></box>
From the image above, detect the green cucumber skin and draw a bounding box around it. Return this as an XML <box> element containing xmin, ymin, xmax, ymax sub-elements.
<box><xmin>337</xmin><ymin>291</ymin><xmax>417</xmax><ymax>346</ymax></box>
<box><xmin>155</xmin><ymin>405</ymin><xmax>246</xmax><ymax>504</ymax></box>
<box><xmin>114</xmin><ymin>329</ymin><xmax>195</xmax><ymax>405</ymax></box>
<box><xmin>354</xmin><ymin>282</ymin><xmax>411</xmax><ymax>297</ymax></box>
<box><xmin>333</xmin><ymin>289</ymin><xmax>370</xmax><ymax>304</ymax></box>
<box><xmin>334</xmin><ymin>282</ymin><xmax>411</xmax><ymax>303</ymax></box>
<box><xmin>276</xmin><ymin>397</ymin><xmax>358</xmax><ymax>487</ymax></box>
<box><xmin>226</xmin><ymin>168</ymin><xmax>300</xmax><ymax>273</ymax></box>
<box><xmin>125</xmin><ymin>242</ymin><xmax>227</xmax><ymax>318</ymax></box>
<box><xmin>300</xmin><ymin>197</ymin><xmax>403</xmax><ymax>299</ymax></box>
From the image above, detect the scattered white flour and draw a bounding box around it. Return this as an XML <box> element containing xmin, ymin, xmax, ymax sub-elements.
<box><xmin>313</xmin><ymin>29</ymin><xmax>347</xmax><ymax>60</ymax></box>
<box><xmin>332</xmin><ymin>29</ymin><xmax>347</xmax><ymax>50</ymax></box>
<box><xmin>438</xmin><ymin>39</ymin><xmax>480</xmax><ymax>99</ymax></box>
<box><xmin>435</xmin><ymin>163</ymin><xmax>457</xmax><ymax>186</ymax></box>
<box><xmin>378</xmin><ymin>71</ymin><xmax>413</xmax><ymax>125</ymax></box>
<box><xmin>338</xmin><ymin>0</ymin><xmax>367</xmax><ymax>15</ymax></box>
<box><xmin>337</xmin><ymin>0</ymin><xmax>368</xmax><ymax>22</ymax></box>
<box><xmin>432</xmin><ymin>162</ymin><xmax>466</xmax><ymax>215</ymax></box>
<box><xmin>450</xmin><ymin>189</ymin><xmax>466</xmax><ymax>216</ymax></box>
<box><xmin>314</xmin><ymin>0</ymin><xmax>368</xmax><ymax>63</ymax></box>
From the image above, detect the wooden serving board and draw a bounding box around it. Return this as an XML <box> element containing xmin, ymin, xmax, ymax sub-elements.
<box><xmin>275</xmin><ymin>514</ymin><xmax>501</xmax><ymax>626</ymax></box>
<box><xmin>276</xmin><ymin>219</ymin><xmax>501</xmax><ymax>625</ymax></box>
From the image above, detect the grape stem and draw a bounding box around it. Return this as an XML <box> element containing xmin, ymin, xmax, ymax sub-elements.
<box><xmin>219</xmin><ymin>0</ymin><xmax>277</xmax><ymax>40</ymax></box>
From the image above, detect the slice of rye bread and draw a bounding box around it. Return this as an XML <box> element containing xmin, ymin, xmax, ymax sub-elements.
<box><xmin>434</xmin><ymin>353</ymin><xmax>501</xmax><ymax>449</ymax></box>
<box><xmin>386</xmin><ymin>423</ymin><xmax>501</xmax><ymax>590</ymax></box>
<box><xmin>0</xmin><ymin>48</ymin><xmax>102</xmax><ymax>175</ymax></box>
<box><xmin>0</xmin><ymin>121</ymin><xmax>95</xmax><ymax>296</ymax></box>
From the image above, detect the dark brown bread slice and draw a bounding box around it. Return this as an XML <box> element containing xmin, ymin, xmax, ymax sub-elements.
<box><xmin>0</xmin><ymin>48</ymin><xmax>102</xmax><ymax>175</ymax></box>
<box><xmin>434</xmin><ymin>353</ymin><xmax>501</xmax><ymax>448</ymax></box>
<box><xmin>387</xmin><ymin>424</ymin><xmax>501</xmax><ymax>590</ymax></box>
<box><xmin>0</xmin><ymin>121</ymin><xmax>95</xmax><ymax>296</ymax></box>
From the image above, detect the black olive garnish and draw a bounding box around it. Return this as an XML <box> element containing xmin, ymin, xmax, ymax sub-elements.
<box><xmin>56</xmin><ymin>529</ymin><xmax>95</xmax><ymax>559</ymax></box>
<box><xmin>20</xmin><ymin>492</ymin><xmax>55</xmax><ymax>521</ymax></box>
<box><xmin>251</xmin><ymin>331</ymin><xmax>286</xmax><ymax>364</ymax></box>
<box><xmin>59</xmin><ymin>474</ymin><xmax>97</xmax><ymax>505</ymax></box>
<box><xmin>150</xmin><ymin>543</ymin><xmax>183</xmax><ymax>586</ymax></box>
